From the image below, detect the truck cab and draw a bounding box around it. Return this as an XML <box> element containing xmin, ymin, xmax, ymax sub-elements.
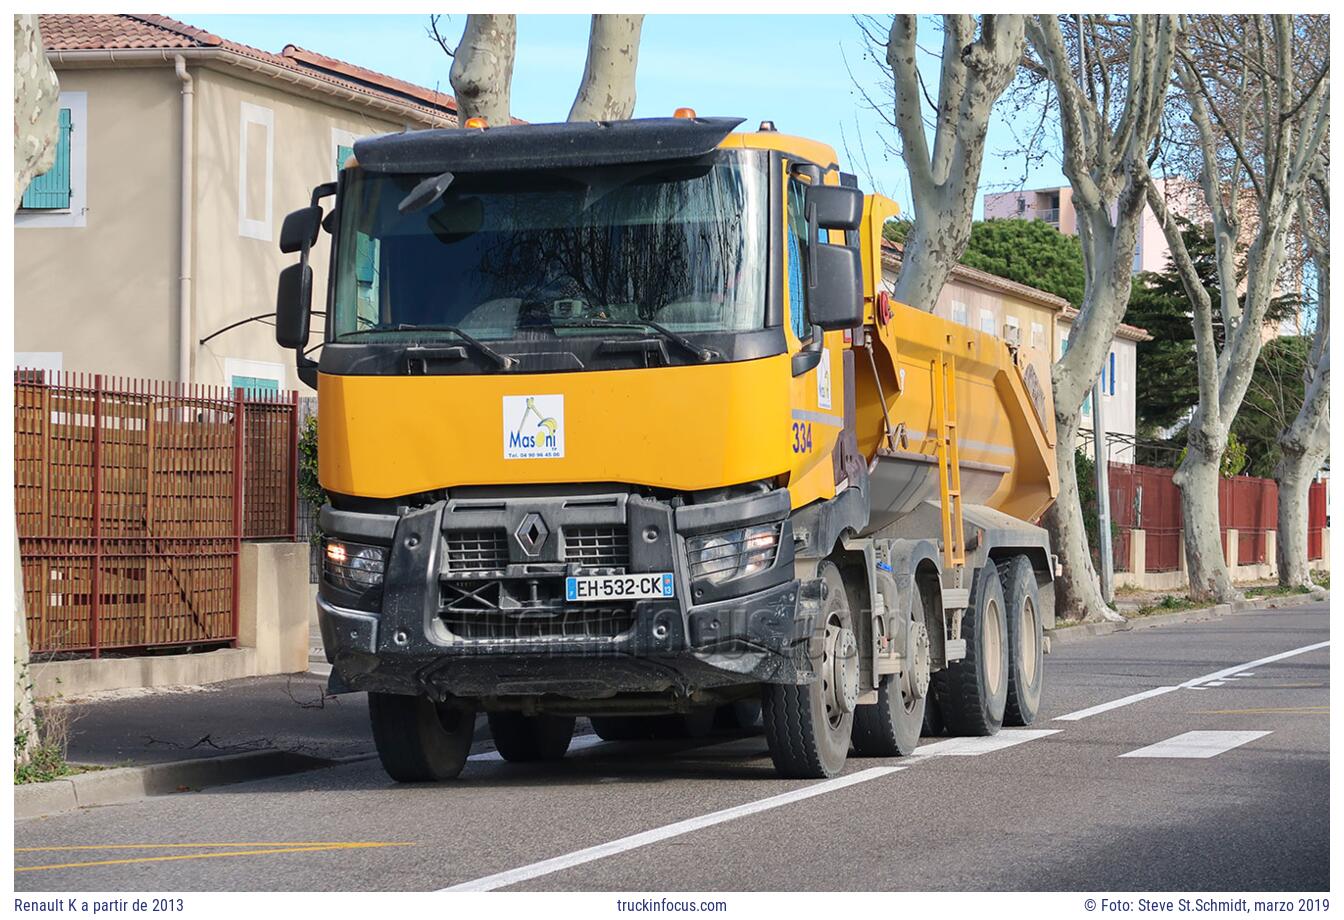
<box><xmin>277</xmin><ymin>114</ymin><xmax>1055</xmax><ymax>781</ymax></box>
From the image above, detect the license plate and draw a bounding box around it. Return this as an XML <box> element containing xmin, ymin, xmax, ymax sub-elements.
<box><xmin>565</xmin><ymin>573</ymin><xmax>675</xmax><ymax>602</ymax></box>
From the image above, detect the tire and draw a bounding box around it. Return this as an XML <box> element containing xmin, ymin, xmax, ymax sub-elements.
<box><xmin>853</xmin><ymin>582</ymin><xmax>929</xmax><ymax>757</ymax></box>
<box><xmin>921</xmin><ymin>688</ymin><xmax>946</xmax><ymax>737</ymax></box>
<box><xmin>937</xmin><ymin>563</ymin><xmax>1008</xmax><ymax>736</ymax></box>
<box><xmin>715</xmin><ymin>699</ymin><xmax>764</xmax><ymax>732</ymax></box>
<box><xmin>999</xmin><ymin>555</ymin><xmax>1044</xmax><ymax>727</ymax></box>
<box><xmin>762</xmin><ymin>560</ymin><xmax>857</xmax><ymax>778</ymax></box>
<box><xmin>368</xmin><ymin>692</ymin><xmax>475</xmax><ymax>782</ymax></box>
<box><xmin>487</xmin><ymin>712</ymin><xmax>576</xmax><ymax>762</ymax></box>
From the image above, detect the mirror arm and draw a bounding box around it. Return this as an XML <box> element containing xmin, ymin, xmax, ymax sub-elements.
<box><xmin>791</xmin><ymin>324</ymin><xmax>825</xmax><ymax>377</ymax></box>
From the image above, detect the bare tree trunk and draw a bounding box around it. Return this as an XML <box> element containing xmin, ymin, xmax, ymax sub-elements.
<box><xmin>13</xmin><ymin>14</ymin><xmax>60</xmax><ymax>209</ymax></box>
<box><xmin>885</xmin><ymin>15</ymin><xmax>1024</xmax><ymax>312</ymax></box>
<box><xmin>1025</xmin><ymin>15</ymin><xmax>1178</xmax><ymax>621</ymax></box>
<box><xmin>450</xmin><ymin>14</ymin><xmax>516</xmax><ymax>126</ymax></box>
<box><xmin>568</xmin><ymin>14</ymin><xmax>644</xmax><ymax>122</ymax></box>
<box><xmin>13</xmin><ymin>14</ymin><xmax>59</xmax><ymax>768</ymax></box>
<box><xmin>1276</xmin><ymin>164</ymin><xmax>1329</xmax><ymax>587</ymax></box>
<box><xmin>1044</xmin><ymin>408</ymin><xmax>1116</xmax><ymax>621</ymax></box>
<box><xmin>1147</xmin><ymin>15</ymin><xmax>1329</xmax><ymax>601</ymax></box>
<box><xmin>1175</xmin><ymin>427</ymin><xmax>1238</xmax><ymax>601</ymax></box>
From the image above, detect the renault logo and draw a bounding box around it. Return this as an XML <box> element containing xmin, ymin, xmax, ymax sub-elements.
<box><xmin>515</xmin><ymin>513</ymin><xmax>548</xmax><ymax>556</ymax></box>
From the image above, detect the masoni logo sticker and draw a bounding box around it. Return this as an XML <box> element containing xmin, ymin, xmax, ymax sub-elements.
<box><xmin>503</xmin><ymin>394</ymin><xmax>564</xmax><ymax>459</ymax></box>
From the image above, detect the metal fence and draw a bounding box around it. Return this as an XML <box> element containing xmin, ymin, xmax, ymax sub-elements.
<box><xmin>15</xmin><ymin>371</ymin><xmax>298</xmax><ymax>656</ymax></box>
<box><xmin>1109</xmin><ymin>462</ymin><xmax>1325</xmax><ymax>573</ymax></box>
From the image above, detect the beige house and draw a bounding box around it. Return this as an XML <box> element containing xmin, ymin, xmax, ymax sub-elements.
<box><xmin>881</xmin><ymin>242</ymin><xmax>1150</xmax><ymax>461</ymax></box>
<box><xmin>15</xmin><ymin>14</ymin><xmax>459</xmax><ymax>392</ymax></box>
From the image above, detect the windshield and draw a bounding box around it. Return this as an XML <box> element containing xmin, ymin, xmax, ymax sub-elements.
<box><xmin>331</xmin><ymin>153</ymin><xmax>768</xmax><ymax>343</ymax></box>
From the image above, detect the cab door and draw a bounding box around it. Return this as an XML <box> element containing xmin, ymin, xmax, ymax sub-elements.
<box><xmin>782</xmin><ymin>165</ymin><xmax>847</xmax><ymax>510</ymax></box>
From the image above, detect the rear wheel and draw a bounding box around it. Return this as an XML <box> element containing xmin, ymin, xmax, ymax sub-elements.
<box><xmin>999</xmin><ymin>555</ymin><xmax>1044</xmax><ymax>726</ymax></box>
<box><xmin>368</xmin><ymin>692</ymin><xmax>475</xmax><ymax>782</ymax></box>
<box><xmin>853</xmin><ymin>582</ymin><xmax>930</xmax><ymax>757</ymax></box>
<box><xmin>762</xmin><ymin>560</ymin><xmax>856</xmax><ymax>778</ymax></box>
<box><xmin>487</xmin><ymin>712</ymin><xmax>576</xmax><ymax>762</ymax></box>
<box><xmin>937</xmin><ymin>563</ymin><xmax>1008</xmax><ymax>736</ymax></box>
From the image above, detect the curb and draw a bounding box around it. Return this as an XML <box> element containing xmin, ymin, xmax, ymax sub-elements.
<box><xmin>1046</xmin><ymin>589</ymin><xmax>1327</xmax><ymax>647</ymax></box>
<box><xmin>14</xmin><ymin>748</ymin><xmax>367</xmax><ymax>822</ymax></box>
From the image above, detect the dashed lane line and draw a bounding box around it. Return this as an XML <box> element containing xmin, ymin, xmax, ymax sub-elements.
<box><xmin>1119</xmin><ymin>730</ymin><xmax>1272</xmax><ymax>759</ymax></box>
<box><xmin>1054</xmin><ymin>640</ymin><xmax>1330</xmax><ymax>722</ymax></box>
<box><xmin>441</xmin><ymin>766</ymin><xmax>904</xmax><ymax>891</ymax></box>
<box><xmin>910</xmin><ymin>729</ymin><xmax>1060</xmax><ymax>756</ymax></box>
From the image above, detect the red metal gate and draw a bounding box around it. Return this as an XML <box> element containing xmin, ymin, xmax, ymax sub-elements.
<box><xmin>15</xmin><ymin>372</ymin><xmax>297</xmax><ymax>656</ymax></box>
<box><xmin>1308</xmin><ymin>479</ymin><xmax>1327</xmax><ymax>560</ymax></box>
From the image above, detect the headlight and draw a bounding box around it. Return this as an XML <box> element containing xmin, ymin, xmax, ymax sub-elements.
<box><xmin>323</xmin><ymin>539</ymin><xmax>387</xmax><ymax>593</ymax></box>
<box><xmin>688</xmin><ymin>524</ymin><xmax>780</xmax><ymax>584</ymax></box>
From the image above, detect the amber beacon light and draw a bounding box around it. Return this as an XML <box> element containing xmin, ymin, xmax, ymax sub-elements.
<box><xmin>673</xmin><ymin>107</ymin><xmax>697</xmax><ymax>119</ymax></box>
<box><xmin>464</xmin><ymin>116</ymin><xmax>489</xmax><ymax>129</ymax></box>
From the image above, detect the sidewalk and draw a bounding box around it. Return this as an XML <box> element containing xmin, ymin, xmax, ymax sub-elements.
<box><xmin>48</xmin><ymin>673</ymin><xmax>380</xmax><ymax>767</ymax></box>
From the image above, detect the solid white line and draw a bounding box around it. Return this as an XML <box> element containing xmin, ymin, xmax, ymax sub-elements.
<box><xmin>1054</xmin><ymin>686</ymin><xmax>1179</xmax><ymax>721</ymax></box>
<box><xmin>914</xmin><ymin>729</ymin><xmax>1060</xmax><ymax>756</ymax></box>
<box><xmin>441</xmin><ymin>766</ymin><xmax>903</xmax><ymax>891</ymax></box>
<box><xmin>1054</xmin><ymin>640</ymin><xmax>1330</xmax><ymax>722</ymax></box>
<box><xmin>1120</xmin><ymin>730</ymin><xmax>1271</xmax><ymax>759</ymax></box>
<box><xmin>1178</xmin><ymin>641</ymin><xmax>1330</xmax><ymax>688</ymax></box>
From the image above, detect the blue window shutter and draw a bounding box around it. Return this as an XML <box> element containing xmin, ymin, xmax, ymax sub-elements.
<box><xmin>1109</xmin><ymin>352</ymin><xmax>1116</xmax><ymax>396</ymax></box>
<box><xmin>337</xmin><ymin>144</ymin><xmax>353</xmax><ymax>172</ymax></box>
<box><xmin>22</xmin><ymin>108</ymin><xmax>72</xmax><ymax>209</ymax></box>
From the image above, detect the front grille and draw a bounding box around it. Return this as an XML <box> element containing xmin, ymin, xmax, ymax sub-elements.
<box><xmin>563</xmin><ymin>526</ymin><xmax>630</xmax><ymax>568</ymax></box>
<box><xmin>443</xmin><ymin>529</ymin><xmax>509</xmax><ymax>572</ymax></box>
<box><xmin>441</xmin><ymin>607</ymin><xmax>634</xmax><ymax>641</ymax></box>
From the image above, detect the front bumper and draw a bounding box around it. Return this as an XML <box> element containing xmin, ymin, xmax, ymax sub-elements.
<box><xmin>316</xmin><ymin>489</ymin><xmax>811</xmax><ymax>700</ymax></box>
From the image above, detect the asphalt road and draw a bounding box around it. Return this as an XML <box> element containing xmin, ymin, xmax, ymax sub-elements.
<box><xmin>15</xmin><ymin>603</ymin><xmax>1329</xmax><ymax>892</ymax></box>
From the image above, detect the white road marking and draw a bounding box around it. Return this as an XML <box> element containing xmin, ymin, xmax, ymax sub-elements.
<box><xmin>1055</xmin><ymin>686</ymin><xmax>1179</xmax><ymax>721</ymax></box>
<box><xmin>442</xmin><ymin>766</ymin><xmax>903</xmax><ymax>891</ymax></box>
<box><xmin>1120</xmin><ymin>730</ymin><xmax>1272</xmax><ymax>759</ymax></box>
<box><xmin>913</xmin><ymin>729</ymin><xmax>1060</xmax><ymax>756</ymax></box>
<box><xmin>1237</xmin><ymin>671</ymin><xmax>1256</xmax><ymax>676</ymax></box>
<box><xmin>1204</xmin><ymin>681</ymin><xmax>1227</xmax><ymax>687</ymax></box>
<box><xmin>1055</xmin><ymin>640</ymin><xmax>1330</xmax><ymax>722</ymax></box>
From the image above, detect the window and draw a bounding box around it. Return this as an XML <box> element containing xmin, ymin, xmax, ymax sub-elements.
<box><xmin>238</xmin><ymin>102</ymin><xmax>274</xmax><ymax>241</ymax></box>
<box><xmin>786</xmin><ymin>176</ymin><xmax>811</xmax><ymax>341</ymax></box>
<box><xmin>951</xmin><ymin>301</ymin><xmax>968</xmax><ymax>326</ymax></box>
<box><xmin>1004</xmin><ymin>315</ymin><xmax>1020</xmax><ymax>344</ymax></box>
<box><xmin>980</xmin><ymin>309</ymin><xmax>996</xmax><ymax>335</ymax></box>
<box><xmin>16</xmin><ymin>92</ymin><xmax>87</xmax><ymax>229</ymax></box>
<box><xmin>224</xmin><ymin>358</ymin><xmax>284</xmax><ymax>394</ymax></box>
<box><xmin>337</xmin><ymin>142</ymin><xmax>380</xmax><ymax>327</ymax></box>
<box><xmin>1031</xmin><ymin>322</ymin><xmax>1045</xmax><ymax>351</ymax></box>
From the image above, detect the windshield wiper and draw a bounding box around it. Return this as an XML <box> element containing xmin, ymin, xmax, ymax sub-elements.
<box><xmin>550</xmin><ymin>318</ymin><xmax>716</xmax><ymax>362</ymax></box>
<box><xmin>393</xmin><ymin>324</ymin><xmax>516</xmax><ymax>369</ymax></box>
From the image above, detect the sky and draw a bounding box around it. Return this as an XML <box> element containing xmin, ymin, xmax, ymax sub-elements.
<box><xmin>176</xmin><ymin>13</ymin><xmax>1070</xmax><ymax>217</ymax></box>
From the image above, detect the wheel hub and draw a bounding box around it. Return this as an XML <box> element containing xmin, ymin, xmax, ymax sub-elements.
<box><xmin>827</xmin><ymin>625</ymin><xmax>860</xmax><ymax>716</ymax></box>
<box><xmin>902</xmin><ymin>621</ymin><xmax>931</xmax><ymax>701</ymax></box>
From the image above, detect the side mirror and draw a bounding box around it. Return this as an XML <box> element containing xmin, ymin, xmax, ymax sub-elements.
<box><xmin>808</xmin><ymin>244</ymin><xmax>863</xmax><ymax>331</ymax></box>
<box><xmin>806</xmin><ymin>185</ymin><xmax>863</xmax><ymax>232</ymax></box>
<box><xmin>275</xmin><ymin>264</ymin><xmax>313</xmax><ymax>349</ymax></box>
<box><xmin>279</xmin><ymin>206</ymin><xmax>322</xmax><ymax>254</ymax></box>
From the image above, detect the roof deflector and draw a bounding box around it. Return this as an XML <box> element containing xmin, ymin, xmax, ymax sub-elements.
<box><xmin>353</xmin><ymin>116</ymin><xmax>745</xmax><ymax>174</ymax></box>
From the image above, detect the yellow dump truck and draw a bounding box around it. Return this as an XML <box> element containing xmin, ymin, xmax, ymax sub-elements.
<box><xmin>275</xmin><ymin>113</ymin><xmax>1059</xmax><ymax>780</ymax></box>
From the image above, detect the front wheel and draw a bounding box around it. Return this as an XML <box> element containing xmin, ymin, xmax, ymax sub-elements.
<box><xmin>368</xmin><ymin>692</ymin><xmax>475</xmax><ymax>782</ymax></box>
<box><xmin>762</xmin><ymin>560</ymin><xmax>856</xmax><ymax>778</ymax></box>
